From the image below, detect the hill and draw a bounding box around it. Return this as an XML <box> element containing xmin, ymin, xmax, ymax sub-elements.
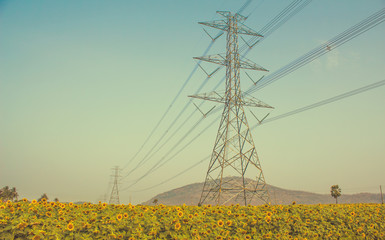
<box><xmin>142</xmin><ymin>177</ymin><xmax>382</xmax><ymax>205</ymax></box>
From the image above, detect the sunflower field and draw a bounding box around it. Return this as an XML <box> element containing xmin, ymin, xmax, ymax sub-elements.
<box><xmin>0</xmin><ymin>198</ymin><xmax>384</xmax><ymax>239</ymax></box>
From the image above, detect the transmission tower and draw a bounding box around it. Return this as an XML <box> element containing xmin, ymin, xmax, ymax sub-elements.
<box><xmin>109</xmin><ymin>166</ymin><xmax>120</xmax><ymax>204</ymax></box>
<box><xmin>190</xmin><ymin>11</ymin><xmax>273</xmax><ymax>206</ymax></box>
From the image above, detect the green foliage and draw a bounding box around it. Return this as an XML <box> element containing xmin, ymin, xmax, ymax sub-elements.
<box><xmin>330</xmin><ymin>185</ymin><xmax>342</xmax><ymax>204</ymax></box>
<box><xmin>0</xmin><ymin>186</ymin><xmax>18</xmax><ymax>202</ymax></box>
<box><xmin>37</xmin><ymin>193</ymin><xmax>48</xmax><ymax>202</ymax></box>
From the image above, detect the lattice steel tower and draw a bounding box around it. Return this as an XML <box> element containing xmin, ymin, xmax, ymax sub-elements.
<box><xmin>109</xmin><ymin>166</ymin><xmax>120</xmax><ymax>204</ymax></box>
<box><xmin>190</xmin><ymin>11</ymin><xmax>273</xmax><ymax>206</ymax></box>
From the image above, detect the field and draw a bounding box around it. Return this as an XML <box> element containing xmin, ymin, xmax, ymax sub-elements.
<box><xmin>0</xmin><ymin>199</ymin><xmax>384</xmax><ymax>239</ymax></box>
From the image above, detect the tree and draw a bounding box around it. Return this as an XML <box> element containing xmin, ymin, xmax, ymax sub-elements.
<box><xmin>330</xmin><ymin>185</ymin><xmax>341</xmax><ymax>204</ymax></box>
<box><xmin>38</xmin><ymin>193</ymin><xmax>49</xmax><ymax>202</ymax></box>
<box><xmin>54</xmin><ymin>198</ymin><xmax>59</xmax><ymax>203</ymax></box>
<box><xmin>11</xmin><ymin>187</ymin><xmax>18</xmax><ymax>201</ymax></box>
<box><xmin>0</xmin><ymin>186</ymin><xmax>18</xmax><ymax>202</ymax></box>
<box><xmin>152</xmin><ymin>199</ymin><xmax>158</xmax><ymax>205</ymax></box>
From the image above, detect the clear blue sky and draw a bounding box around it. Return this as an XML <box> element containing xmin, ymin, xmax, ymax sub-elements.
<box><xmin>1</xmin><ymin>0</ymin><xmax>384</xmax><ymax>204</ymax></box>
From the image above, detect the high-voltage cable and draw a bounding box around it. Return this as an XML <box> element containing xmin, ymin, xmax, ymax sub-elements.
<box><xmin>246</xmin><ymin>7</ymin><xmax>385</xmax><ymax>94</ymax></box>
<box><xmin>120</xmin><ymin>114</ymin><xmax>221</xmax><ymax>191</ymax></box>
<box><xmin>120</xmin><ymin>7</ymin><xmax>385</xmax><ymax>192</ymax></box>
<box><xmin>208</xmin><ymin>7</ymin><xmax>385</xmax><ymax>117</ymax></box>
<box><xmin>121</xmin><ymin>1</ymin><xmax>256</xmax><ymax>172</ymax></box>
<box><xmin>122</xmin><ymin>8</ymin><xmax>385</xmax><ymax>191</ymax></box>
<box><xmin>121</xmin><ymin>42</ymin><xmax>216</xmax><ymax>171</ymax></box>
<box><xmin>121</xmin><ymin>0</ymin><xmax>311</xmax><ymax>178</ymax></box>
<box><xmin>120</xmin><ymin>71</ymin><xmax>218</xmax><ymax>181</ymax></box>
<box><xmin>254</xmin><ymin>79</ymin><xmax>385</xmax><ymax>127</ymax></box>
<box><xmin>237</xmin><ymin>0</ymin><xmax>253</xmax><ymax>15</ymax></box>
<box><xmin>239</xmin><ymin>0</ymin><xmax>312</xmax><ymax>52</ymax></box>
<box><xmin>129</xmin><ymin>78</ymin><xmax>385</xmax><ymax>192</ymax></box>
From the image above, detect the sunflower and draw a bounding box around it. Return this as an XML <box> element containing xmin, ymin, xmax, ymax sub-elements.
<box><xmin>245</xmin><ymin>235</ymin><xmax>251</xmax><ymax>240</ymax></box>
<box><xmin>216</xmin><ymin>236</ymin><xmax>223</xmax><ymax>240</ymax></box>
<box><xmin>263</xmin><ymin>233</ymin><xmax>271</xmax><ymax>239</ymax></box>
<box><xmin>227</xmin><ymin>210</ymin><xmax>232</xmax><ymax>215</ymax></box>
<box><xmin>67</xmin><ymin>222</ymin><xmax>74</xmax><ymax>231</ymax></box>
<box><xmin>117</xmin><ymin>214</ymin><xmax>123</xmax><ymax>221</ymax></box>
<box><xmin>32</xmin><ymin>199</ymin><xmax>37</xmax><ymax>204</ymax></box>
<box><xmin>226</xmin><ymin>220</ymin><xmax>232</xmax><ymax>227</ymax></box>
<box><xmin>123</xmin><ymin>213</ymin><xmax>129</xmax><ymax>218</ymax></box>
<box><xmin>45</xmin><ymin>211</ymin><xmax>52</xmax><ymax>217</ymax></box>
<box><xmin>174</xmin><ymin>222</ymin><xmax>181</xmax><ymax>231</ymax></box>
<box><xmin>177</xmin><ymin>211</ymin><xmax>183</xmax><ymax>217</ymax></box>
<box><xmin>17</xmin><ymin>222</ymin><xmax>28</xmax><ymax>229</ymax></box>
<box><xmin>32</xmin><ymin>236</ymin><xmax>41</xmax><ymax>240</ymax></box>
<box><xmin>217</xmin><ymin>220</ymin><xmax>224</xmax><ymax>227</ymax></box>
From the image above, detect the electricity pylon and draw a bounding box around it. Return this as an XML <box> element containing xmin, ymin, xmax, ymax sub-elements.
<box><xmin>109</xmin><ymin>166</ymin><xmax>120</xmax><ymax>204</ymax></box>
<box><xmin>189</xmin><ymin>11</ymin><xmax>273</xmax><ymax>206</ymax></box>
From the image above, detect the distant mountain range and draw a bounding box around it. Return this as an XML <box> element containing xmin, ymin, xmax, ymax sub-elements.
<box><xmin>142</xmin><ymin>177</ymin><xmax>383</xmax><ymax>205</ymax></box>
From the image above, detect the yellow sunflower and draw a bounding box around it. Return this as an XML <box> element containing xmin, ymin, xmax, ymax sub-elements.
<box><xmin>174</xmin><ymin>222</ymin><xmax>181</xmax><ymax>231</ymax></box>
<box><xmin>217</xmin><ymin>220</ymin><xmax>224</xmax><ymax>227</ymax></box>
<box><xmin>67</xmin><ymin>222</ymin><xmax>74</xmax><ymax>231</ymax></box>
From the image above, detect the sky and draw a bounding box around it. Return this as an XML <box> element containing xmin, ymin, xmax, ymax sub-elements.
<box><xmin>1</xmin><ymin>0</ymin><xmax>384</xmax><ymax>204</ymax></box>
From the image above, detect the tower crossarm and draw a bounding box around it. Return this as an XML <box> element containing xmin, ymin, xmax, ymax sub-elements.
<box><xmin>188</xmin><ymin>91</ymin><xmax>274</xmax><ymax>108</ymax></box>
<box><xmin>193</xmin><ymin>54</ymin><xmax>268</xmax><ymax>71</ymax></box>
<box><xmin>217</xmin><ymin>11</ymin><xmax>247</xmax><ymax>22</ymax></box>
<box><xmin>199</xmin><ymin>20</ymin><xmax>262</xmax><ymax>37</ymax></box>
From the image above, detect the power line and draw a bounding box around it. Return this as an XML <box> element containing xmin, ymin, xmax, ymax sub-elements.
<box><xmin>246</xmin><ymin>7</ymin><xmax>385</xmax><ymax>94</ymax></box>
<box><xmin>120</xmin><ymin>1</ymin><xmax>316</xmax><ymax>192</ymax></box>
<box><xmin>120</xmin><ymin>112</ymin><xmax>221</xmax><ymax>191</ymax></box>
<box><xmin>128</xmin><ymin>78</ymin><xmax>385</xmax><ymax>192</ymax></box>
<box><xmin>120</xmin><ymin>0</ymin><xmax>312</xmax><ymax>179</ymax></box>
<box><xmin>121</xmin><ymin>0</ymin><xmax>256</xmax><ymax>173</ymax></box>
<box><xmin>120</xmin><ymin>5</ymin><xmax>384</xmax><ymax>191</ymax></box>
<box><xmin>253</xmin><ymin>79</ymin><xmax>385</xmax><ymax>127</ymax></box>
<box><xmin>121</xmin><ymin>42</ymin><xmax>216</xmax><ymax>171</ymax></box>
<box><xmin>119</xmin><ymin>6</ymin><xmax>385</xmax><ymax>195</ymax></box>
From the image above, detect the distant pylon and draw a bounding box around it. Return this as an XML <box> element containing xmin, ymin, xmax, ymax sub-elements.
<box><xmin>190</xmin><ymin>11</ymin><xmax>272</xmax><ymax>206</ymax></box>
<box><xmin>109</xmin><ymin>166</ymin><xmax>120</xmax><ymax>204</ymax></box>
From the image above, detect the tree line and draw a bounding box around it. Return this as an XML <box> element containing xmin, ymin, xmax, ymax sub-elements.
<box><xmin>0</xmin><ymin>186</ymin><xmax>59</xmax><ymax>202</ymax></box>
